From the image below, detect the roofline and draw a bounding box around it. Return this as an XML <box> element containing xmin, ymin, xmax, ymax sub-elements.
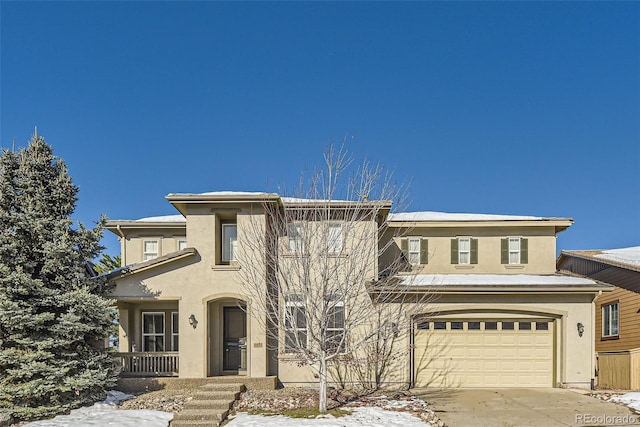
<box><xmin>104</xmin><ymin>248</ymin><xmax>197</xmax><ymax>280</ymax></box>
<box><xmin>558</xmin><ymin>250</ymin><xmax>640</xmax><ymax>273</ymax></box>
<box><xmin>387</xmin><ymin>217</ymin><xmax>574</xmax><ymax>233</ymax></box>
<box><xmin>105</xmin><ymin>220</ymin><xmax>186</xmax><ymax>231</ymax></box>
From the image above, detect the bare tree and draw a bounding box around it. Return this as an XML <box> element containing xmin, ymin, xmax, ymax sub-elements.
<box><xmin>238</xmin><ymin>142</ymin><xmax>434</xmax><ymax>412</ymax></box>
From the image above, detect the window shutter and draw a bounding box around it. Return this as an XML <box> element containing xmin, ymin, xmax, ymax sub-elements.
<box><xmin>451</xmin><ymin>239</ymin><xmax>458</xmax><ymax>264</ymax></box>
<box><xmin>470</xmin><ymin>238</ymin><xmax>478</xmax><ymax>264</ymax></box>
<box><xmin>501</xmin><ymin>238</ymin><xmax>508</xmax><ymax>264</ymax></box>
<box><xmin>400</xmin><ymin>238</ymin><xmax>409</xmax><ymax>259</ymax></box>
<box><xmin>521</xmin><ymin>238</ymin><xmax>528</xmax><ymax>264</ymax></box>
<box><xmin>420</xmin><ymin>239</ymin><xmax>429</xmax><ymax>264</ymax></box>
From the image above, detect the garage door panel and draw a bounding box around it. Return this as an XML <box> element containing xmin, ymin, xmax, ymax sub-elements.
<box><xmin>415</xmin><ymin>318</ymin><xmax>553</xmax><ymax>388</ymax></box>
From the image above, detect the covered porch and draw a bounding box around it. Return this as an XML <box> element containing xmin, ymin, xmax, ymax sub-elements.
<box><xmin>116</xmin><ymin>300</ymin><xmax>180</xmax><ymax>377</ymax></box>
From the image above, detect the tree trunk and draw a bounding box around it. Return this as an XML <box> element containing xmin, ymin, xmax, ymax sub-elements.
<box><xmin>319</xmin><ymin>355</ymin><xmax>327</xmax><ymax>412</ymax></box>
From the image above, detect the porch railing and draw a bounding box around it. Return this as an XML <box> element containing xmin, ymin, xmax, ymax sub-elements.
<box><xmin>116</xmin><ymin>352</ymin><xmax>179</xmax><ymax>377</ymax></box>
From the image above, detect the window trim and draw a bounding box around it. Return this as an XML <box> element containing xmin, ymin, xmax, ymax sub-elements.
<box><xmin>143</xmin><ymin>239</ymin><xmax>160</xmax><ymax>262</ymax></box>
<box><xmin>177</xmin><ymin>239</ymin><xmax>187</xmax><ymax>251</ymax></box>
<box><xmin>602</xmin><ymin>302</ymin><xmax>620</xmax><ymax>338</ymax></box>
<box><xmin>142</xmin><ymin>312</ymin><xmax>165</xmax><ymax>352</ymax></box>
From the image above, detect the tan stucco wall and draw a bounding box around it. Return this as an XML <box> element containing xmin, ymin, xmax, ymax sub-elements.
<box><xmin>112</xmin><ymin>203</ymin><xmax>270</xmax><ymax>379</ymax></box>
<box><xmin>381</xmin><ymin>225</ymin><xmax>559</xmax><ymax>275</ymax></box>
<box><xmin>121</xmin><ymin>231</ymin><xmax>187</xmax><ymax>265</ymax></box>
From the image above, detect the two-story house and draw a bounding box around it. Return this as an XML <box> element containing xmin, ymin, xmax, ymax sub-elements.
<box><xmin>105</xmin><ymin>192</ymin><xmax>610</xmax><ymax>390</ymax></box>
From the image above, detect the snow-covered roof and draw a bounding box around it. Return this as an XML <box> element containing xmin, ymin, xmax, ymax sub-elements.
<box><xmin>395</xmin><ymin>274</ymin><xmax>600</xmax><ymax>287</ymax></box>
<box><xmin>594</xmin><ymin>247</ymin><xmax>640</xmax><ymax>266</ymax></box>
<box><xmin>166</xmin><ymin>191</ymin><xmax>275</xmax><ymax>197</ymax></box>
<box><xmin>388</xmin><ymin>211</ymin><xmax>548</xmax><ymax>222</ymax></box>
<box><xmin>134</xmin><ymin>215</ymin><xmax>186</xmax><ymax>222</ymax></box>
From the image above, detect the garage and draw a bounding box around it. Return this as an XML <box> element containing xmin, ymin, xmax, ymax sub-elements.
<box><xmin>413</xmin><ymin>318</ymin><xmax>554</xmax><ymax>388</ymax></box>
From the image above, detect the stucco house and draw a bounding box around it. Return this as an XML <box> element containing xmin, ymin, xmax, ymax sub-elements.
<box><xmin>557</xmin><ymin>247</ymin><xmax>640</xmax><ymax>390</ymax></box>
<box><xmin>105</xmin><ymin>191</ymin><xmax>610</xmax><ymax>389</ymax></box>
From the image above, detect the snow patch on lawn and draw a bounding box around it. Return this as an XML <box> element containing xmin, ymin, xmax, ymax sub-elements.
<box><xmin>610</xmin><ymin>392</ymin><xmax>640</xmax><ymax>413</ymax></box>
<box><xmin>24</xmin><ymin>391</ymin><xmax>173</xmax><ymax>427</ymax></box>
<box><xmin>227</xmin><ymin>406</ymin><xmax>431</xmax><ymax>427</ymax></box>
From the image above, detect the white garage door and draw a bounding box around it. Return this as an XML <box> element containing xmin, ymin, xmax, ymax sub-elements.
<box><xmin>414</xmin><ymin>319</ymin><xmax>553</xmax><ymax>388</ymax></box>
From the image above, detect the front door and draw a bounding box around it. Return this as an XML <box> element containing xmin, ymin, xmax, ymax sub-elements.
<box><xmin>223</xmin><ymin>307</ymin><xmax>246</xmax><ymax>371</ymax></box>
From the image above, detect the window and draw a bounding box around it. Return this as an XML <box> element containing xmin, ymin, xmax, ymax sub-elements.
<box><xmin>171</xmin><ymin>312</ymin><xmax>179</xmax><ymax>351</ymax></box>
<box><xmin>288</xmin><ymin>223</ymin><xmax>304</xmax><ymax>253</ymax></box>
<box><xmin>468</xmin><ymin>321</ymin><xmax>481</xmax><ymax>330</ymax></box>
<box><xmin>502</xmin><ymin>321</ymin><xmax>515</xmax><ymax>330</ymax></box>
<box><xmin>222</xmin><ymin>224</ymin><xmax>237</xmax><ymax>262</ymax></box>
<box><xmin>142</xmin><ymin>312</ymin><xmax>165</xmax><ymax>352</ymax></box>
<box><xmin>459</xmin><ymin>238</ymin><xmax>471</xmax><ymax>264</ymax></box>
<box><xmin>408</xmin><ymin>238</ymin><xmax>421</xmax><ymax>265</ymax></box>
<box><xmin>451</xmin><ymin>321</ymin><xmax>463</xmax><ymax>330</ymax></box>
<box><xmin>519</xmin><ymin>321</ymin><xmax>531</xmax><ymax>330</ymax></box>
<box><xmin>602</xmin><ymin>302</ymin><xmax>619</xmax><ymax>337</ymax></box>
<box><xmin>402</xmin><ymin>238</ymin><xmax>428</xmax><ymax>265</ymax></box>
<box><xmin>326</xmin><ymin>302</ymin><xmax>345</xmax><ymax>353</ymax></box>
<box><xmin>536</xmin><ymin>321</ymin><xmax>549</xmax><ymax>331</ymax></box>
<box><xmin>434</xmin><ymin>321</ymin><xmax>446</xmax><ymax>330</ymax></box>
<box><xmin>451</xmin><ymin>237</ymin><xmax>477</xmax><ymax>264</ymax></box>
<box><xmin>485</xmin><ymin>321</ymin><xmax>498</xmax><ymax>330</ymax></box>
<box><xmin>143</xmin><ymin>240</ymin><xmax>159</xmax><ymax>261</ymax></box>
<box><xmin>327</xmin><ymin>224</ymin><xmax>343</xmax><ymax>254</ymax></box>
<box><xmin>501</xmin><ymin>238</ymin><xmax>528</xmax><ymax>264</ymax></box>
<box><xmin>417</xmin><ymin>321</ymin><xmax>430</xmax><ymax>330</ymax></box>
<box><xmin>284</xmin><ymin>296</ymin><xmax>307</xmax><ymax>352</ymax></box>
<box><xmin>177</xmin><ymin>240</ymin><xmax>187</xmax><ymax>251</ymax></box>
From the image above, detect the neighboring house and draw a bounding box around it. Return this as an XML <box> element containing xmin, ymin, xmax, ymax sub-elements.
<box><xmin>557</xmin><ymin>247</ymin><xmax>640</xmax><ymax>390</ymax></box>
<box><xmin>105</xmin><ymin>192</ymin><xmax>610</xmax><ymax>389</ymax></box>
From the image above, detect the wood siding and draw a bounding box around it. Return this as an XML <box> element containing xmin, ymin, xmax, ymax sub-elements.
<box><xmin>596</xmin><ymin>286</ymin><xmax>640</xmax><ymax>352</ymax></box>
<box><xmin>597</xmin><ymin>349</ymin><xmax>640</xmax><ymax>390</ymax></box>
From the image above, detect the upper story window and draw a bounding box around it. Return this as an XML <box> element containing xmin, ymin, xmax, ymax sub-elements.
<box><xmin>288</xmin><ymin>223</ymin><xmax>304</xmax><ymax>253</ymax></box>
<box><xmin>451</xmin><ymin>237</ymin><xmax>478</xmax><ymax>265</ymax></box>
<box><xmin>501</xmin><ymin>237</ymin><xmax>528</xmax><ymax>265</ymax></box>
<box><xmin>602</xmin><ymin>302</ymin><xmax>619</xmax><ymax>337</ymax></box>
<box><xmin>143</xmin><ymin>240</ymin><xmax>159</xmax><ymax>261</ymax></box>
<box><xmin>177</xmin><ymin>240</ymin><xmax>187</xmax><ymax>251</ymax></box>
<box><xmin>326</xmin><ymin>301</ymin><xmax>345</xmax><ymax>353</ymax></box>
<box><xmin>401</xmin><ymin>237</ymin><xmax>429</xmax><ymax>265</ymax></box>
<box><xmin>327</xmin><ymin>224</ymin><xmax>343</xmax><ymax>254</ymax></box>
<box><xmin>222</xmin><ymin>224</ymin><xmax>237</xmax><ymax>263</ymax></box>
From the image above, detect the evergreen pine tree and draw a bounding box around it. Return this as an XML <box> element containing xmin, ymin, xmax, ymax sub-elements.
<box><xmin>0</xmin><ymin>134</ymin><xmax>116</xmax><ymax>420</ymax></box>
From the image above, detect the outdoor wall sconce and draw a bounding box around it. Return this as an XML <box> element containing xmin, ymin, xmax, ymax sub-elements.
<box><xmin>188</xmin><ymin>314</ymin><xmax>198</xmax><ymax>329</ymax></box>
<box><xmin>577</xmin><ymin>322</ymin><xmax>584</xmax><ymax>337</ymax></box>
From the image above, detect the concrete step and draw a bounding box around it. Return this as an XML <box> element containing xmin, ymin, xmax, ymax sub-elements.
<box><xmin>173</xmin><ymin>409</ymin><xmax>226</xmax><ymax>422</ymax></box>
<box><xmin>199</xmin><ymin>382</ymin><xmax>245</xmax><ymax>392</ymax></box>
<box><xmin>170</xmin><ymin>420</ymin><xmax>221</xmax><ymax>427</ymax></box>
<box><xmin>185</xmin><ymin>399</ymin><xmax>233</xmax><ymax>410</ymax></box>
<box><xmin>192</xmin><ymin>390</ymin><xmax>241</xmax><ymax>400</ymax></box>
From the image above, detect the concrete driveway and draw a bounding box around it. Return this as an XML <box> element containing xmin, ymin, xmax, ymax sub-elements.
<box><xmin>412</xmin><ymin>388</ymin><xmax>639</xmax><ymax>427</ymax></box>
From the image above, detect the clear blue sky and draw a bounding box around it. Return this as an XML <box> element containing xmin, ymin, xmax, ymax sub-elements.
<box><xmin>1</xmin><ymin>2</ymin><xmax>638</xmax><ymax>257</ymax></box>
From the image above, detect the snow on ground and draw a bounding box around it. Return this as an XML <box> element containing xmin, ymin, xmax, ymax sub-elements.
<box><xmin>595</xmin><ymin>246</ymin><xmax>640</xmax><ymax>266</ymax></box>
<box><xmin>227</xmin><ymin>407</ymin><xmax>431</xmax><ymax>427</ymax></box>
<box><xmin>23</xmin><ymin>391</ymin><xmax>173</xmax><ymax>427</ymax></box>
<box><xmin>610</xmin><ymin>392</ymin><xmax>640</xmax><ymax>413</ymax></box>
